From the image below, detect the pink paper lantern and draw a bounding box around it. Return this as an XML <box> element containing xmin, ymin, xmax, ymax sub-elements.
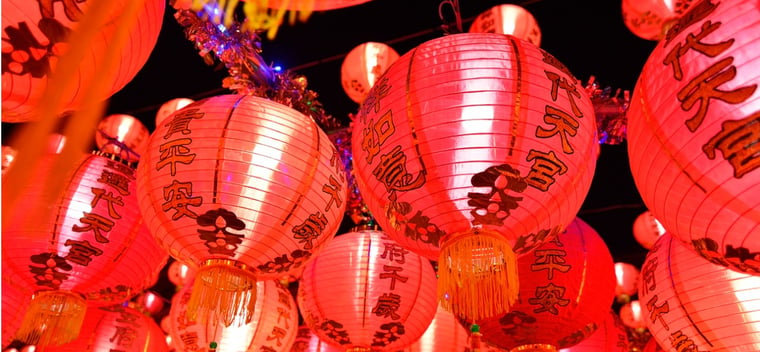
<box><xmin>402</xmin><ymin>305</ymin><xmax>470</xmax><ymax>352</ymax></box>
<box><xmin>638</xmin><ymin>234</ymin><xmax>760</xmax><ymax>351</ymax></box>
<box><xmin>632</xmin><ymin>210</ymin><xmax>667</xmax><ymax>250</ymax></box>
<box><xmin>47</xmin><ymin>303</ymin><xmax>169</xmax><ymax>352</ymax></box>
<box><xmin>351</xmin><ymin>32</ymin><xmax>598</xmax><ymax>322</ymax></box>
<box><xmin>626</xmin><ymin>0</ymin><xmax>760</xmax><ymax>275</ymax></box>
<box><xmin>168</xmin><ymin>277</ymin><xmax>299</xmax><ymax>352</ymax></box>
<box><xmin>621</xmin><ymin>0</ymin><xmax>696</xmax><ymax>41</ymax></box>
<box><xmin>558</xmin><ymin>310</ymin><xmax>630</xmax><ymax>352</ymax></box>
<box><xmin>2</xmin><ymin>152</ymin><xmax>150</xmax><ymax>347</ymax></box>
<box><xmin>614</xmin><ymin>262</ymin><xmax>640</xmax><ymax>302</ymax></box>
<box><xmin>290</xmin><ymin>325</ymin><xmax>344</xmax><ymax>352</ymax></box>
<box><xmin>478</xmin><ymin>217</ymin><xmax>616</xmax><ymax>351</ymax></box>
<box><xmin>1</xmin><ymin>0</ymin><xmax>165</xmax><ymax>122</ymax></box>
<box><xmin>469</xmin><ymin>4</ymin><xmax>542</xmax><ymax>46</ymax></box>
<box><xmin>341</xmin><ymin>42</ymin><xmax>400</xmax><ymax>104</ymax></box>
<box><xmin>297</xmin><ymin>227</ymin><xmax>439</xmax><ymax>351</ymax></box>
<box><xmin>136</xmin><ymin>94</ymin><xmax>347</xmax><ymax>326</ymax></box>
<box><xmin>95</xmin><ymin>114</ymin><xmax>150</xmax><ymax>162</ymax></box>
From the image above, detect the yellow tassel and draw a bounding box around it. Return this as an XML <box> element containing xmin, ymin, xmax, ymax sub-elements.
<box><xmin>15</xmin><ymin>291</ymin><xmax>87</xmax><ymax>347</ymax></box>
<box><xmin>509</xmin><ymin>344</ymin><xmax>558</xmax><ymax>352</ymax></box>
<box><xmin>437</xmin><ymin>228</ymin><xmax>519</xmax><ymax>321</ymax></box>
<box><xmin>187</xmin><ymin>259</ymin><xmax>258</xmax><ymax>327</ymax></box>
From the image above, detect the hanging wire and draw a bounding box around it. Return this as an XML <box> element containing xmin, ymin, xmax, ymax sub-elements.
<box><xmin>438</xmin><ymin>0</ymin><xmax>463</xmax><ymax>35</ymax></box>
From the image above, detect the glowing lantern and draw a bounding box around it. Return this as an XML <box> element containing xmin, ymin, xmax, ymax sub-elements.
<box><xmin>1</xmin><ymin>0</ymin><xmax>165</xmax><ymax>122</ymax></box>
<box><xmin>631</xmin><ymin>210</ymin><xmax>667</xmax><ymax>250</ymax></box>
<box><xmin>402</xmin><ymin>305</ymin><xmax>470</xmax><ymax>352</ymax></box>
<box><xmin>297</xmin><ymin>227</ymin><xmax>439</xmax><ymax>351</ymax></box>
<box><xmin>290</xmin><ymin>325</ymin><xmax>344</xmax><ymax>352</ymax></box>
<box><xmin>351</xmin><ymin>32</ymin><xmax>598</xmax><ymax>322</ymax></box>
<box><xmin>638</xmin><ymin>234</ymin><xmax>760</xmax><ymax>350</ymax></box>
<box><xmin>167</xmin><ymin>260</ymin><xmax>194</xmax><ymax>288</ymax></box>
<box><xmin>156</xmin><ymin>97</ymin><xmax>195</xmax><ymax>126</ymax></box>
<box><xmin>558</xmin><ymin>311</ymin><xmax>630</xmax><ymax>352</ymax></box>
<box><xmin>619</xmin><ymin>300</ymin><xmax>647</xmax><ymax>331</ymax></box>
<box><xmin>626</xmin><ymin>0</ymin><xmax>760</xmax><ymax>275</ymax></box>
<box><xmin>49</xmin><ymin>303</ymin><xmax>169</xmax><ymax>352</ymax></box>
<box><xmin>478</xmin><ymin>217</ymin><xmax>616</xmax><ymax>351</ymax></box>
<box><xmin>2</xmin><ymin>279</ymin><xmax>32</xmax><ymax>346</ymax></box>
<box><xmin>341</xmin><ymin>42</ymin><xmax>400</xmax><ymax>104</ymax></box>
<box><xmin>95</xmin><ymin>114</ymin><xmax>150</xmax><ymax>162</ymax></box>
<box><xmin>614</xmin><ymin>262</ymin><xmax>640</xmax><ymax>303</ymax></box>
<box><xmin>136</xmin><ymin>94</ymin><xmax>347</xmax><ymax>327</ymax></box>
<box><xmin>621</xmin><ymin>0</ymin><xmax>696</xmax><ymax>41</ymax></box>
<box><xmin>2</xmin><ymin>152</ymin><xmax>149</xmax><ymax>347</ymax></box>
<box><xmin>168</xmin><ymin>277</ymin><xmax>298</xmax><ymax>352</ymax></box>
<box><xmin>2</xmin><ymin>145</ymin><xmax>18</xmax><ymax>175</ymax></box>
<box><xmin>469</xmin><ymin>4</ymin><xmax>542</xmax><ymax>46</ymax></box>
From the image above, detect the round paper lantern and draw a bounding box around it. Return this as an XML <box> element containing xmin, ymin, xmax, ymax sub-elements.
<box><xmin>479</xmin><ymin>217</ymin><xmax>616</xmax><ymax>351</ymax></box>
<box><xmin>341</xmin><ymin>42</ymin><xmax>400</xmax><ymax>104</ymax></box>
<box><xmin>626</xmin><ymin>0</ymin><xmax>760</xmax><ymax>275</ymax></box>
<box><xmin>290</xmin><ymin>325</ymin><xmax>344</xmax><ymax>352</ymax></box>
<box><xmin>619</xmin><ymin>300</ymin><xmax>648</xmax><ymax>331</ymax></box>
<box><xmin>94</xmin><ymin>114</ymin><xmax>150</xmax><ymax>162</ymax></box>
<box><xmin>351</xmin><ymin>32</ymin><xmax>598</xmax><ymax>321</ymax></box>
<box><xmin>614</xmin><ymin>262</ymin><xmax>640</xmax><ymax>302</ymax></box>
<box><xmin>136</xmin><ymin>94</ymin><xmax>347</xmax><ymax>327</ymax></box>
<box><xmin>469</xmin><ymin>4</ymin><xmax>542</xmax><ymax>46</ymax></box>
<box><xmin>2</xmin><ymin>145</ymin><xmax>18</xmax><ymax>175</ymax></box>
<box><xmin>638</xmin><ymin>234</ymin><xmax>760</xmax><ymax>351</ymax></box>
<box><xmin>621</xmin><ymin>0</ymin><xmax>696</xmax><ymax>41</ymax></box>
<box><xmin>1</xmin><ymin>0</ymin><xmax>165</xmax><ymax>122</ymax></box>
<box><xmin>167</xmin><ymin>260</ymin><xmax>194</xmax><ymax>288</ymax></box>
<box><xmin>1</xmin><ymin>152</ymin><xmax>149</xmax><ymax>347</ymax></box>
<box><xmin>2</xmin><ymin>278</ymin><xmax>33</xmax><ymax>347</ymax></box>
<box><xmin>558</xmin><ymin>310</ymin><xmax>630</xmax><ymax>352</ymax></box>
<box><xmin>402</xmin><ymin>304</ymin><xmax>470</xmax><ymax>352</ymax></box>
<box><xmin>168</xmin><ymin>277</ymin><xmax>299</xmax><ymax>352</ymax></box>
<box><xmin>631</xmin><ymin>210</ymin><xmax>667</xmax><ymax>250</ymax></box>
<box><xmin>48</xmin><ymin>303</ymin><xmax>169</xmax><ymax>352</ymax></box>
<box><xmin>297</xmin><ymin>227</ymin><xmax>439</xmax><ymax>351</ymax></box>
<box><xmin>156</xmin><ymin>97</ymin><xmax>195</xmax><ymax>126</ymax></box>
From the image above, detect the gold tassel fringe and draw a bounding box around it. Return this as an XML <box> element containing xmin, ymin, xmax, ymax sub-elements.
<box><xmin>510</xmin><ymin>343</ymin><xmax>558</xmax><ymax>352</ymax></box>
<box><xmin>189</xmin><ymin>0</ymin><xmax>316</xmax><ymax>39</ymax></box>
<box><xmin>438</xmin><ymin>228</ymin><xmax>519</xmax><ymax>321</ymax></box>
<box><xmin>187</xmin><ymin>260</ymin><xmax>258</xmax><ymax>327</ymax></box>
<box><xmin>15</xmin><ymin>290</ymin><xmax>87</xmax><ymax>347</ymax></box>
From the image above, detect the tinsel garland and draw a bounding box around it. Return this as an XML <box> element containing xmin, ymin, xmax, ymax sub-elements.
<box><xmin>585</xmin><ymin>76</ymin><xmax>630</xmax><ymax>145</ymax></box>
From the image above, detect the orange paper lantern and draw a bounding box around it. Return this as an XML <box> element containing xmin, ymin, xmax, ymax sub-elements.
<box><xmin>478</xmin><ymin>217</ymin><xmax>616</xmax><ymax>351</ymax></box>
<box><xmin>351</xmin><ymin>33</ymin><xmax>599</xmax><ymax>321</ymax></box>
<box><xmin>402</xmin><ymin>305</ymin><xmax>471</xmax><ymax>352</ymax></box>
<box><xmin>621</xmin><ymin>0</ymin><xmax>696</xmax><ymax>41</ymax></box>
<box><xmin>469</xmin><ymin>4</ymin><xmax>542</xmax><ymax>46</ymax></box>
<box><xmin>626</xmin><ymin>0</ymin><xmax>760</xmax><ymax>274</ymax></box>
<box><xmin>638</xmin><ymin>234</ymin><xmax>760</xmax><ymax>351</ymax></box>
<box><xmin>2</xmin><ymin>152</ymin><xmax>150</xmax><ymax>347</ymax></box>
<box><xmin>48</xmin><ymin>303</ymin><xmax>169</xmax><ymax>352</ymax></box>
<box><xmin>290</xmin><ymin>325</ymin><xmax>344</xmax><ymax>352</ymax></box>
<box><xmin>558</xmin><ymin>310</ymin><xmax>630</xmax><ymax>352</ymax></box>
<box><xmin>297</xmin><ymin>227</ymin><xmax>439</xmax><ymax>351</ymax></box>
<box><xmin>631</xmin><ymin>210</ymin><xmax>667</xmax><ymax>250</ymax></box>
<box><xmin>1</xmin><ymin>0</ymin><xmax>165</xmax><ymax>122</ymax></box>
<box><xmin>341</xmin><ymin>42</ymin><xmax>400</xmax><ymax>104</ymax></box>
<box><xmin>136</xmin><ymin>94</ymin><xmax>347</xmax><ymax>327</ymax></box>
<box><xmin>169</xmin><ymin>277</ymin><xmax>299</xmax><ymax>352</ymax></box>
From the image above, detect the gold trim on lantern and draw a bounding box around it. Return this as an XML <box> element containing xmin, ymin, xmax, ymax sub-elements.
<box><xmin>15</xmin><ymin>290</ymin><xmax>87</xmax><ymax>347</ymax></box>
<box><xmin>346</xmin><ymin>347</ymin><xmax>372</xmax><ymax>352</ymax></box>
<box><xmin>188</xmin><ymin>258</ymin><xmax>258</xmax><ymax>327</ymax></box>
<box><xmin>510</xmin><ymin>343</ymin><xmax>558</xmax><ymax>352</ymax></box>
<box><xmin>349</xmin><ymin>223</ymin><xmax>381</xmax><ymax>233</ymax></box>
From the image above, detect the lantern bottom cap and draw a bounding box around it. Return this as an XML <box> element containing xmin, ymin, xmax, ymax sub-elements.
<box><xmin>15</xmin><ymin>290</ymin><xmax>87</xmax><ymax>347</ymax></box>
<box><xmin>187</xmin><ymin>259</ymin><xmax>258</xmax><ymax>327</ymax></box>
<box><xmin>510</xmin><ymin>343</ymin><xmax>558</xmax><ymax>352</ymax></box>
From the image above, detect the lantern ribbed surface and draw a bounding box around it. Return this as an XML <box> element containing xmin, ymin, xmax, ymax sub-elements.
<box><xmin>137</xmin><ymin>94</ymin><xmax>346</xmax><ymax>325</ymax></box>
<box><xmin>638</xmin><ymin>234</ymin><xmax>760</xmax><ymax>351</ymax></box>
<box><xmin>49</xmin><ymin>303</ymin><xmax>169</xmax><ymax>352</ymax></box>
<box><xmin>479</xmin><ymin>217</ymin><xmax>616</xmax><ymax>350</ymax></box>
<box><xmin>290</xmin><ymin>325</ymin><xmax>344</xmax><ymax>352</ymax></box>
<box><xmin>169</xmin><ymin>277</ymin><xmax>298</xmax><ymax>352</ymax></box>
<box><xmin>297</xmin><ymin>228</ymin><xmax>439</xmax><ymax>351</ymax></box>
<box><xmin>1</xmin><ymin>0</ymin><xmax>165</xmax><ymax>122</ymax></box>
<box><xmin>402</xmin><ymin>305</ymin><xmax>470</xmax><ymax>352</ymax></box>
<box><xmin>558</xmin><ymin>310</ymin><xmax>630</xmax><ymax>352</ymax></box>
<box><xmin>626</xmin><ymin>0</ymin><xmax>760</xmax><ymax>275</ymax></box>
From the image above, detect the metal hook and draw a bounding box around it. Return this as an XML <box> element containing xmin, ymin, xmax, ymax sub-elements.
<box><xmin>438</xmin><ymin>0</ymin><xmax>462</xmax><ymax>35</ymax></box>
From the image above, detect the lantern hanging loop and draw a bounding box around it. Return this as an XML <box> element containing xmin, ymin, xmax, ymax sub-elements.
<box><xmin>438</xmin><ymin>0</ymin><xmax>463</xmax><ymax>34</ymax></box>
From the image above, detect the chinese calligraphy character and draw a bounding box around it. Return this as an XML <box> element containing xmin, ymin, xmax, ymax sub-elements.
<box><xmin>163</xmin><ymin>108</ymin><xmax>203</xmax><ymax>139</ymax></box>
<box><xmin>64</xmin><ymin>239</ymin><xmax>103</xmax><ymax>266</ymax></box>
<box><xmin>162</xmin><ymin>180</ymin><xmax>202</xmax><ymax>220</ymax></box>
<box><xmin>702</xmin><ymin>111</ymin><xmax>760</xmax><ymax>178</ymax></box>
<box><xmin>72</xmin><ymin>212</ymin><xmax>114</xmax><ymax>243</ymax></box>
<box><xmin>530</xmin><ymin>249</ymin><xmax>571</xmax><ymax>279</ymax></box>
<box><xmin>529</xmin><ymin>283</ymin><xmax>570</xmax><ymax>314</ymax></box>
<box><xmin>156</xmin><ymin>138</ymin><xmax>195</xmax><ymax>176</ymax></box>
<box><xmin>525</xmin><ymin>149</ymin><xmax>568</xmax><ymax>191</ymax></box>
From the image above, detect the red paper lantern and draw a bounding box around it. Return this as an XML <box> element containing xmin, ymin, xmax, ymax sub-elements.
<box><xmin>341</xmin><ymin>42</ymin><xmax>400</xmax><ymax>104</ymax></box>
<box><xmin>618</xmin><ymin>300</ymin><xmax>648</xmax><ymax>331</ymax></box>
<box><xmin>401</xmin><ymin>305</ymin><xmax>471</xmax><ymax>352</ymax></box>
<box><xmin>2</xmin><ymin>279</ymin><xmax>32</xmax><ymax>346</ymax></box>
<box><xmin>478</xmin><ymin>217</ymin><xmax>616</xmax><ymax>351</ymax></box>
<box><xmin>136</xmin><ymin>94</ymin><xmax>347</xmax><ymax>326</ymax></box>
<box><xmin>614</xmin><ymin>262</ymin><xmax>640</xmax><ymax>302</ymax></box>
<box><xmin>1</xmin><ymin>0</ymin><xmax>165</xmax><ymax>122</ymax></box>
<box><xmin>48</xmin><ymin>303</ymin><xmax>169</xmax><ymax>352</ymax></box>
<box><xmin>290</xmin><ymin>325</ymin><xmax>344</xmax><ymax>352</ymax></box>
<box><xmin>168</xmin><ymin>277</ymin><xmax>299</xmax><ymax>352</ymax></box>
<box><xmin>642</xmin><ymin>338</ymin><xmax>666</xmax><ymax>352</ymax></box>
<box><xmin>167</xmin><ymin>260</ymin><xmax>194</xmax><ymax>288</ymax></box>
<box><xmin>156</xmin><ymin>97</ymin><xmax>196</xmax><ymax>126</ymax></box>
<box><xmin>631</xmin><ymin>210</ymin><xmax>667</xmax><ymax>250</ymax></box>
<box><xmin>638</xmin><ymin>233</ymin><xmax>760</xmax><ymax>351</ymax></box>
<box><xmin>2</xmin><ymin>152</ymin><xmax>150</xmax><ymax>347</ymax></box>
<box><xmin>95</xmin><ymin>114</ymin><xmax>150</xmax><ymax>163</ymax></box>
<box><xmin>351</xmin><ymin>32</ymin><xmax>598</xmax><ymax>321</ymax></box>
<box><xmin>469</xmin><ymin>4</ymin><xmax>542</xmax><ymax>47</ymax></box>
<box><xmin>621</xmin><ymin>0</ymin><xmax>696</xmax><ymax>41</ymax></box>
<box><xmin>626</xmin><ymin>0</ymin><xmax>760</xmax><ymax>275</ymax></box>
<box><xmin>558</xmin><ymin>310</ymin><xmax>630</xmax><ymax>352</ymax></box>
<box><xmin>297</xmin><ymin>227</ymin><xmax>439</xmax><ymax>351</ymax></box>
<box><xmin>265</xmin><ymin>0</ymin><xmax>372</xmax><ymax>11</ymax></box>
